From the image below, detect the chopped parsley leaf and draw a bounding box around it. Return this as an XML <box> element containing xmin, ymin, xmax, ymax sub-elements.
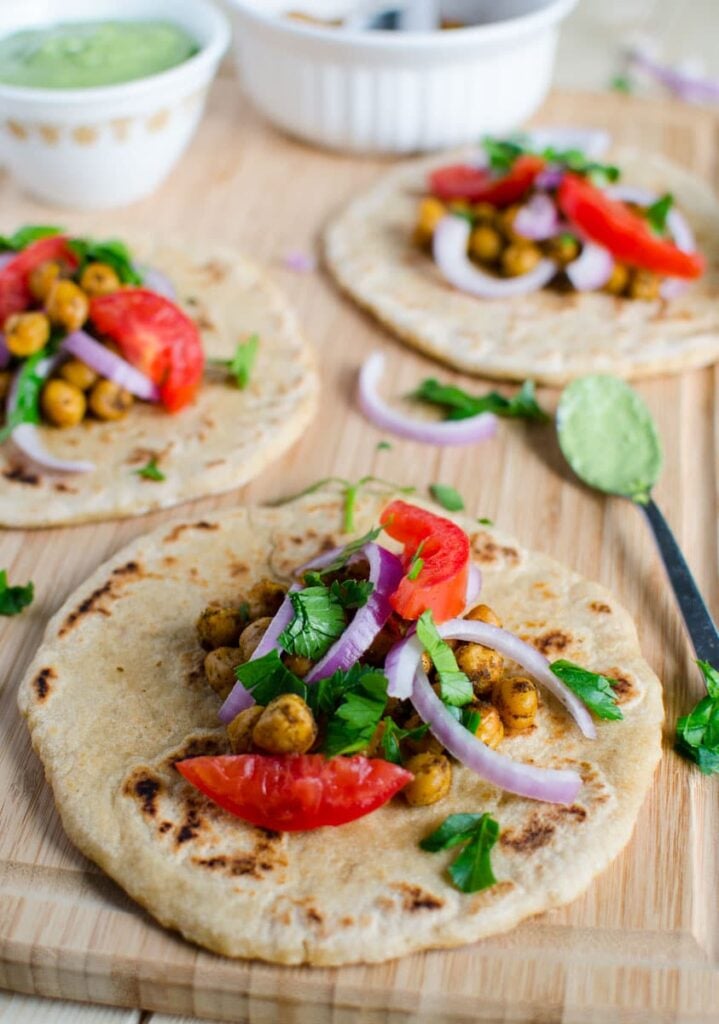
<box><xmin>477</xmin><ymin>517</ymin><xmax>494</xmax><ymax>526</ymax></box>
<box><xmin>235</xmin><ymin>650</ymin><xmax>307</xmax><ymax>706</ymax></box>
<box><xmin>278</xmin><ymin>585</ymin><xmax>346</xmax><ymax>660</ymax></box>
<box><xmin>271</xmin><ymin>476</ymin><xmax>414</xmax><ymax>534</ymax></box>
<box><xmin>420</xmin><ymin>812</ymin><xmax>500</xmax><ymax>893</ymax></box>
<box><xmin>645</xmin><ymin>193</ymin><xmax>674</xmax><ymax>236</ymax></box>
<box><xmin>329</xmin><ymin>577</ymin><xmax>374</xmax><ymax>609</ymax></box>
<box><xmin>376</xmin><ymin>440</ymin><xmax>392</xmax><ymax>451</ymax></box>
<box><xmin>211</xmin><ymin>334</ymin><xmax>260</xmax><ymax>389</ymax></box>
<box><xmin>134</xmin><ymin>457</ymin><xmax>165</xmax><ymax>482</ymax></box>
<box><xmin>417</xmin><ymin>610</ymin><xmax>473</xmax><ymax>707</ymax></box>
<box><xmin>0</xmin><ymin>570</ymin><xmax>34</xmax><ymax>616</ymax></box>
<box><xmin>429</xmin><ymin>483</ymin><xmax>465</xmax><ymax>513</ymax></box>
<box><xmin>0</xmin><ymin>347</ymin><xmax>51</xmax><ymax>443</ymax></box>
<box><xmin>380</xmin><ymin>717</ymin><xmax>429</xmax><ymax>764</ymax></box>
<box><xmin>412</xmin><ymin>378</ymin><xmax>549</xmax><ymax>424</ymax></box>
<box><xmin>550</xmin><ymin>659</ymin><xmax>623</xmax><ymax>720</ymax></box>
<box><xmin>304</xmin><ymin>526</ymin><xmax>385</xmax><ymax>581</ymax></box>
<box><xmin>68</xmin><ymin>236</ymin><xmax>143</xmax><ymax>285</ymax></box>
<box><xmin>676</xmin><ymin>659</ymin><xmax>719</xmax><ymax>775</ymax></box>
<box><xmin>481</xmin><ymin>135</ymin><xmax>620</xmax><ymax>185</ymax></box>
<box><xmin>0</xmin><ymin>225</ymin><xmax>61</xmax><ymax>252</ymax></box>
<box><xmin>610</xmin><ymin>73</ymin><xmax>633</xmax><ymax>94</ymax></box>
<box><xmin>323</xmin><ymin>669</ymin><xmax>389</xmax><ymax>757</ymax></box>
<box><xmin>461</xmin><ymin>706</ymin><xmax>481</xmax><ymax>734</ymax></box>
<box><xmin>407</xmin><ymin>539</ymin><xmax>426</xmax><ymax>581</ymax></box>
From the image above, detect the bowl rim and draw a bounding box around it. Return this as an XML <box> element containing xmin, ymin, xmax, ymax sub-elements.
<box><xmin>0</xmin><ymin>0</ymin><xmax>230</xmax><ymax>105</ymax></box>
<box><xmin>227</xmin><ymin>0</ymin><xmax>578</xmax><ymax>49</ymax></box>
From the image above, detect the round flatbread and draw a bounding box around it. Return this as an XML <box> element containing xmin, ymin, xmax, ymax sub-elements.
<box><xmin>18</xmin><ymin>493</ymin><xmax>663</xmax><ymax>965</ymax></box>
<box><xmin>325</xmin><ymin>146</ymin><xmax>719</xmax><ymax>385</ymax></box>
<box><xmin>0</xmin><ymin>241</ymin><xmax>318</xmax><ymax>527</ymax></box>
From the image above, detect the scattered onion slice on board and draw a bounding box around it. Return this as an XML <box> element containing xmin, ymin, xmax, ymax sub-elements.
<box><xmin>6</xmin><ymin>354</ymin><xmax>95</xmax><ymax>474</ymax></box>
<box><xmin>305</xmin><ymin>543</ymin><xmax>405</xmax><ymax>682</ymax></box>
<box><xmin>138</xmin><ymin>265</ymin><xmax>177</xmax><ymax>301</ymax></box>
<box><xmin>62</xmin><ymin>330</ymin><xmax>159</xmax><ymax>401</ymax></box>
<box><xmin>514</xmin><ymin>193</ymin><xmax>562</xmax><ymax>241</ymax></box>
<box><xmin>629</xmin><ymin>46</ymin><xmax>719</xmax><ymax>104</ymax></box>
<box><xmin>411</xmin><ymin>667</ymin><xmax>583</xmax><ymax>803</ymax></box>
<box><xmin>433</xmin><ymin>216</ymin><xmax>558</xmax><ymax>299</ymax></box>
<box><xmin>358</xmin><ymin>352</ymin><xmax>498</xmax><ymax>446</ymax></box>
<box><xmin>565</xmin><ymin>241</ymin><xmax>615</xmax><ymax>291</ymax></box>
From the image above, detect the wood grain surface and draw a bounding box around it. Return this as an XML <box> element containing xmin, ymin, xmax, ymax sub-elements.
<box><xmin>0</xmin><ymin>82</ymin><xmax>717</xmax><ymax>1023</ymax></box>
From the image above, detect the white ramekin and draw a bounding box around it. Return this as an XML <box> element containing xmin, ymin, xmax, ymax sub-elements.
<box><xmin>227</xmin><ymin>0</ymin><xmax>577</xmax><ymax>154</ymax></box>
<box><xmin>0</xmin><ymin>0</ymin><xmax>230</xmax><ymax>209</ymax></box>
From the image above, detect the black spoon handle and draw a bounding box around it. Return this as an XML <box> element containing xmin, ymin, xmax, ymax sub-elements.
<box><xmin>642</xmin><ymin>498</ymin><xmax>719</xmax><ymax>665</ymax></box>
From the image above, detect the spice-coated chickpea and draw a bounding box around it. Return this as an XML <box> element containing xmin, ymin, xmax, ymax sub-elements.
<box><xmin>414</xmin><ymin>196</ymin><xmax>447</xmax><ymax>246</ymax></box>
<box><xmin>237</xmin><ymin>616</ymin><xmax>273</xmax><ymax>662</ymax></box>
<box><xmin>469</xmin><ymin>225</ymin><xmax>503</xmax><ymax>264</ymax></box>
<box><xmin>403</xmin><ymin>752</ymin><xmax>452</xmax><ymax>807</ymax></box>
<box><xmin>4</xmin><ymin>311</ymin><xmax>50</xmax><ymax>357</ymax></box>
<box><xmin>58</xmin><ymin>358</ymin><xmax>98</xmax><ymax>392</ymax></box>
<box><xmin>470</xmin><ymin>702</ymin><xmax>504</xmax><ymax>749</ymax></box>
<box><xmin>283</xmin><ymin>653</ymin><xmax>314</xmax><ymax>678</ymax></box>
<box><xmin>247</xmin><ymin>579</ymin><xmax>286</xmax><ymax>620</ymax></box>
<box><xmin>79</xmin><ymin>262</ymin><xmax>121</xmax><ymax>298</ymax></box>
<box><xmin>227</xmin><ymin>705</ymin><xmax>264</xmax><ymax>753</ymax></box>
<box><xmin>455</xmin><ymin>642</ymin><xmax>504</xmax><ymax>697</ymax></box>
<box><xmin>46</xmin><ymin>279</ymin><xmax>89</xmax><ymax>332</ymax></box>
<box><xmin>544</xmin><ymin>234</ymin><xmax>580</xmax><ymax>265</ymax></box>
<box><xmin>204</xmin><ymin>646</ymin><xmax>243</xmax><ymax>700</ymax></box>
<box><xmin>603</xmin><ymin>262</ymin><xmax>629</xmax><ymax>296</ymax></box>
<box><xmin>493</xmin><ymin>675</ymin><xmax>538</xmax><ymax>732</ymax></box>
<box><xmin>29</xmin><ymin>260</ymin><xmax>62</xmax><ymax>302</ymax></box>
<box><xmin>196</xmin><ymin>603</ymin><xmax>247</xmax><ymax>651</ymax></box>
<box><xmin>628</xmin><ymin>269</ymin><xmax>661</xmax><ymax>301</ymax></box>
<box><xmin>88</xmin><ymin>379</ymin><xmax>133</xmax><ymax>421</ymax></box>
<box><xmin>252</xmin><ymin>693</ymin><xmax>317</xmax><ymax>755</ymax></box>
<box><xmin>501</xmin><ymin>242</ymin><xmax>541</xmax><ymax>277</ymax></box>
<box><xmin>465</xmin><ymin>603</ymin><xmax>502</xmax><ymax>628</ymax></box>
<box><xmin>40</xmin><ymin>379</ymin><xmax>86</xmax><ymax>428</ymax></box>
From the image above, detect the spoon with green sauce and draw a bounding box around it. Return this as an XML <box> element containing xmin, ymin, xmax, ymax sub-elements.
<box><xmin>557</xmin><ymin>375</ymin><xmax>719</xmax><ymax>665</ymax></box>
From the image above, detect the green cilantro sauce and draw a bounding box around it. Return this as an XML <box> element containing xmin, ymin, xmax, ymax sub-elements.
<box><xmin>0</xmin><ymin>21</ymin><xmax>198</xmax><ymax>89</ymax></box>
<box><xmin>557</xmin><ymin>376</ymin><xmax>663</xmax><ymax>504</ymax></box>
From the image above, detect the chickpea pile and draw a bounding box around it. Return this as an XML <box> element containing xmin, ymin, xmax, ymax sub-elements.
<box><xmin>415</xmin><ymin>195</ymin><xmax>663</xmax><ymax>300</ymax></box>
<box><xmin>198</xmin><ymin>572</ymin><xmax>540</xmax><ymax>812</ymax></box>
<box><xmin>2</xmin><ymin>258</ymin><xmax>135</xmax><ymax>430</ymax></box>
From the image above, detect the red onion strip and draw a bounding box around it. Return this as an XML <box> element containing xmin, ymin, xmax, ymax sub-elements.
<box><xmin>630</xmin><ymin>47</ymin><xmax>719</xmax><ymax>104</ymax></box>
<box><xmin>139</xmin><ymin>265</ymin><xmax>177</xmax><ymax>301</ymax></box>
<box><xmin>565</xmin><ymin>241</ymin><xmax>615</xmax><ymax>292</ymax></box>
<box><xmin>514</xmin><ymin>193</ymin><xmax>562</xmax><ymax>241</ymax></box>
<box><xmin>359</xmin><ymin>352</ymin><xmax>498</xmax><ymax>446</ymax></box>
<box><xmin>62</xmin><ymin>331</ymin><xmax>159</xmax><ymax>401</ymax></box>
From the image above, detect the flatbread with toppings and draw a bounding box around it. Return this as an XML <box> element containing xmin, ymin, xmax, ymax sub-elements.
<box><xmin>0</xmin><ymin>229</ymin><xmax>318</xmax><ymax>527</ymax></box>
<box><xmin>18</xmin><ymin>492</ymin><xmax>663</xmax><ymax>964</ymax></box>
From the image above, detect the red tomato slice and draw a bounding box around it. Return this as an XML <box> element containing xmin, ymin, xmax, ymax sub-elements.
<box><xmin>89</xmin><ymin>288</ymin><xmax>204</xmax><ymax>412</ymax></box>
<box><xmin>176</xmin><ymin>754</ymin><xmax>412</xmax><ymax>831</ymax></box>
<box><xmin>0</xmin><ymin>235</ymin><xmax>78</xmax><ymax>325</ymax></box>
<box><xmin>557</xmin><ymin>173</ymin><xmax>705</xmax><ymax>280</ymax></box>
<box><xmin>381</xmin><ymin>500</ymin><xmax>470</xmax><ymax>623</ymax></box>
<box><xmin>429</xmin><ymin>155</ymin><xmax>545</xmax><ymax>207</ymax></box>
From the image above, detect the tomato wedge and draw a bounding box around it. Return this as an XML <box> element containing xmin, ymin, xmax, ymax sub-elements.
<box><xmin>557</xmin><ymin>173</ymin><xmax>705</xmax><ymax>279</ymax></box>
<box><xmin>176</xmin><ymin>754</ymin><xmax>412</xmax><ymax>831</ymax></box>
<box><xmin>0</xmin><ymin>235</ymin><xmax>78</xmax><ymax>325</ymax></box>
<box><xmin>89</xmin><ymin>289</ymin><xmax>204</xmax><ymax>412</ymax></box>
<box><xmin>429</xmin><ymin>154</ymin><xmax>545</xmax><ymax>207</ymax></box>
<box><xmin>381</xmin><ymin>500</ymin><xmax>470</xmax><ymax>623</ymax></box>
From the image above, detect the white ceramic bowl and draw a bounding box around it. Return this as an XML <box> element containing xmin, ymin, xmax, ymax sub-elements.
<box><xmin>0</xmin><ymin>0</ymin><xmax>230</xmax><ymax>209</ymax></box>
<box><xmin>227</xmin><ymin>0</ymin><xmax>577</xmax><ymax>153</ymax></box>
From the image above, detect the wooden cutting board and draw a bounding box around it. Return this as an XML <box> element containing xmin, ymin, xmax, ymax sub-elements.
<box><xmin>0</xmin><ymin>82</ymin><xmax>717</xmax><ymax>1024</ymax></box>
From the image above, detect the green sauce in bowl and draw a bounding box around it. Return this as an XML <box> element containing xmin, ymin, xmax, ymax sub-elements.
<box><xmin>0</xmin><ymin>20</ymin><xmax>199</xmax><ymax>89</ymax></box>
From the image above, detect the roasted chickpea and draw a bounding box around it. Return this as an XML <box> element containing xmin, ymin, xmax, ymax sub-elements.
<box><xmin>40</xmin><ymin>379</ymin><xmax>86</xmax><ymax>428</ymax></box>
<box><xmin>469</xmin><ymin>225</ymin><xmax>503</xmax><ymax>264</ymax></box>
<box><xmin>499</xmin><ymin>204</ymin><xmax>522</xmax><ymax>241</ymax></box>
<box><xmin>494</xmin><ymin>675</ymin><xmax>538</xmax><ymax>732</ymax></box>
<box><xmin>79</xmin><ymin>262</ymin><xmax>121</xmax><ymax>298</ymax></box>
<box><xmin>58</xmin><ymin>358</ymin><xmax>98</xmax><ymax>392</ymax></box>
<box><xmin>29</xmin><ymin>260</ymin><xmax>62</xmax><ymax>302</ymax></box>
<box><xmin>4</xmin><ymin>311</ymin><xmax>50</xmax><ymax>357</ymax></box>
<box><xmin>45</xmin><ymin>279</ymin><xmax>89</xmax><ymax>332</ymax></box>
<box><xmin>252</xmin><ymin>693</ymin><xmax>317</xmax><ymax>754</ymax></box>
<box><xmin>196</xmin><ymin>603</ymin><xmax>247</xmax><ymax>650</ymax></box>
<box><xmin>88</xmin><ymin>379</ymin><xmax>133</xmax><ymax>421</ymax></box>
<box><xmin>501</xmin><ymin>242</ymin><xmax>541</xmax><ymax>277</ymax></box>
<box><xmin>227</xmin><ymin>705</ymin><xmax>264</xmax><ymax>753</ymax></box>
<box><xmin>204</xmin><ymin>646</ymin><xmax>243</xmax><ymax>700</ymax></box>
<box><xmin>544</xmin><ymin>233</ymin><xmax>580</xmax><ymax>265</ymax></box>
<box><xmin>603</xmin><ymin>262</ymin><xmax>629</xmax><ymax>296</ymax></box>
<box><xmin>455</xmin><ymin>642</ymin><xmax>504</xmax><ymax>696</ymax></box>
<box><xmin>283</xmin><ymin>653</ymin><xmax>314</xmax><ymax>678</ymax></box>
<box><xmin>465</xmin><ymin>603</ymin><xmax>502</xmax><ymax>628</ymax></box>
<box><xmin>0</xmin><ymin>369</ymin><xmax>10</xmax><ymax>404</ymax></box>
<box><xmin>247</xmin><ymin>578</ymin><xmax>286</xmax><ymax>620</ymax></box>
<box><xmin>238</xmin><ymin>616</ymin><xmax>273</xmax><ymax>662</ymax></box>
<box><xmin>628</xmin><ymin>269</ymin><xmax>661</xmax><ymax>301</ymax></box>
<box><xmin>472</xmin><ymin>201</ymin><xmax>496</xmax><ymax>223</ymax></box>
<box><xmin>414</xmin><ymin>196</ymin><xmax>446</xmax><ymax>246</ymax></box>
<box><xmin>403</xmin><ymin>752</ymin><xmax>452</xmax><ymax>807</ymax></box>
<box><xmin>469</xmin><ymin>702</ymin><xmax>504</xmax><ymax>749</ymax></box>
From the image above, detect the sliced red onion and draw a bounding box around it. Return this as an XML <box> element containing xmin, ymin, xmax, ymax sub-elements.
<box><xmin>217</xmin><ymin>678</ymin><xmax>255</xmax><ymax>724</ymax></box>
<box><xmin>305</xmin><ymin>543</ymin><xmax>405</xmax><ymax>682</ymax></box>
<box><xmin>514</xmin><ymin>193</ymin><xmax>562</xmax><ymax>241</ymax></box>
<box><xmin>629</xmin><ymin>47</ymin><xmax>719</xmax><ymax>104</ymax></box>
<box><xmin>465</xmin><ymin>564</ymin><xmax>482</xmax><ymax>608</ymax></box>
<box><xmin>283</xmin><ymin>249</ymin><xmax>317</xmax><ymax>274</ymax></box>
<box><xmin>566</xmin><ymin>242</ymin><xmax>615</xmax><ymax>292</ymax></box>
<box><xmin>385</xmin><ymin>632</ymin><xmax>424</xmax><ymax>700</ymax></box>
<box><xmin>138</xmin><ymin>265</ymin><xmax>177</xmax><ymax>301</ymax></box>
<box><xmin>6</xmin><ymin>354</ymin><xmax>95</xmax><ymax>474</ymax></box>
<box><xmin>359</xmin><ymin>352</ymin><xmax>498</xmax><ymax>447</ymax></box>
<box><xmin>433</xmin><ymin>216</ymin><xmax>557</xmax><ymax>299</ymax></box>
<box><xmin>0</xmin><ymin>333</ymin><xmax>9</xmax><ymax>370</ymax></box>
<box><xmin>535</xmin><ymin>166</ymin><xmax>565</xmax><ymax>191</ymax></box>
<box><xmin>411</xmin><ymin>668</ymin><xmax>582</xmax><ymax>804</ymax></box>
<box><xmin>62</xmin><ymin>330</ymin><xmax>159</xmax><ymax>401</ymax></box>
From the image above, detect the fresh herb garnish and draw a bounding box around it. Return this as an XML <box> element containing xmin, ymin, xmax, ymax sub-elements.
<box><xmin>210</xmin><ymin>334</ymin><xmax>260</xmax><ymax>389</ymax></box>
<box><xmin>278</xmin><ymin>585</ymin><xmax>347</xmax><ymax>660</ymax></box>
<box><xmin>323</xmin><ymin>669</ymin><xmax>389</xmax><ymax>757</ymax></box>
<box><xmin>304</xmin><ymin>525</ymin><xmax>384</xmax><ymax>581</ymax></box>
<box><xmin>0</xmin><ymin>346</ymin><xmax>50</xmax><ymax>443</ymax></box>
<box><xmin>0</xmin><ymin>225</ymin><xmax>61</xmax><ymax>252</ymax></box>
<box><xmin>68</xmin><ymin>237</ymin><xmax>143</xmax><ymax>285</ymax></box>
<box><xmin>133</xmin><ymin>457</ymin><xmax>165</xmax><ymax>482</ymax></box>
<box><xmin>379</xmin><ymin>717</ymin><xmax>429</xmax><ymax>764</ymax></box>
<box><xmin>417</xmin><ymin>610</ymin><xmax>473</xmax><ymax>707</ymax></box>
<box><xmin>645</xmin><ymin>193</ymin><xmax>673</xmax><ymax>236</ymax></box>
<box><xmin>235</xmin><ymin>650</ymin><xmax>307</xmax><ymax>705</ymax></box>
<box><xmin>461</xmin><ymin>706</ymin><xmax>481</xmax><ymax>734</ymax></box>
<box><xmin>482</xmin><ymin>136</ymin><xmax>527</xmax><ymax>174</ymax></box>
<box><xmin>330</xmin><ymin>577</ymin><xmax>374</xmax><ymax>609</ymax></box>
<box><xmin>376</xmin><ymin>440</ymin><xmax>392</xmax><ymax>451</ymax></box>
<box><xmin>481</xmin><ymin>135</ymin><xmax>620</xmax><ymax>187</ymax></box>
<box><xmin>676</xmin><ymin>659</ymin><xmax>719</xmax><ymax>775</ymax></box>
<box><xmin>420</xmin><ymin>812</ymin><xmax>500</xmax><ymax>893</ymax></box>
<box><xmin>0</xmin><ymin>570</ymin><xmax>34</xmax><ymax>616</ymax></box>
<box><xmin>550</xmin><ymin>660</ymin><xmax>623</xmax><ymax>720</ymax></box>
<box><xmin>272</xmin><ymin>476</ymin><xmax>414</xmax><ymax>533</ymax></box>
<box><xmin>477</xmin><ymin>517</ymin><xmax>494</xmax><ymax>526</ymax></box>
<box><xmin>429</xmin><ymin>483</ymin><xmax>465</xmax><ymax>512</ymax></box>
<box><xmin>412</xmin><ymin>378</ymin><xmax>549</xmax><ymax>424</ymax></box>
<box><xmin>610</xmin><ymin>74</ymin><xmax>633</xmax><ymax>94</ymax></box>
<box><xmin>407</xmin><ymin>539</ymin><xmax>427</xmax><ymax>581</ymax></box>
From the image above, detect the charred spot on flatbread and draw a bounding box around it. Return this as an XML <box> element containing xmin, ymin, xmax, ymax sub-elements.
<box><xmin>3</xmin><ymin>464</ymin><xmax>40</xmax><ymax>486</ymax></box>
<box><xmin>532</xmin><ymin>629</ymin><xmax>573</xmax><ymax>657</ymax></box>
<box><xmin>470</xmin><ymin>531</ymin><xmax>521</xmax><ymax>567</ymax></box>
<box><xmin>604</xmin><ymin>668</ymin><xmax>640</xmax><ymax>705</ymax></box>
<box><xmin>163</xmin><ymin>521</ymin><xmax>220</xmax><ymax>544</ymax></box>
<box><xmin>58</xmin><ymin>562</ymin><xmax>146</xmax><ymax>636</ymax></box>
<box><xmin>192</xmin><ymin>829</ymin><xmax>289</xmax><ymax>879</ymax></box>
<box><xmin>32</xmin><ymin>667</ymin><xmax>56</xmax><ymax>702</ymax></box>
<box><xmin>392</xmin><ymin>882</ymin><xmax>445</xmax><ymax>912</ymax></box>
<box><xmin>500</xmin><ymin>803</ymin><xmax>588</xmax><ymax>854</ymax></box>
<box><xmin>589</xmin><ymin>601</ymin><xmax>612</xmax><ymax>614</ymax></box>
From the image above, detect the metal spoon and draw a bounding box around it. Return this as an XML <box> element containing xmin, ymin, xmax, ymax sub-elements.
<box><xmin>557</xmin><ymin>375</ymin><xmax>719</xmax><ymax>665</ymax></box>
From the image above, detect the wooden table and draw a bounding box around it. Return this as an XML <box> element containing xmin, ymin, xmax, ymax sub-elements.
<box><xmin>1</xmin><ymin>82</ymin><xmax>718</xmax><ymax>1023</ymax></box>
